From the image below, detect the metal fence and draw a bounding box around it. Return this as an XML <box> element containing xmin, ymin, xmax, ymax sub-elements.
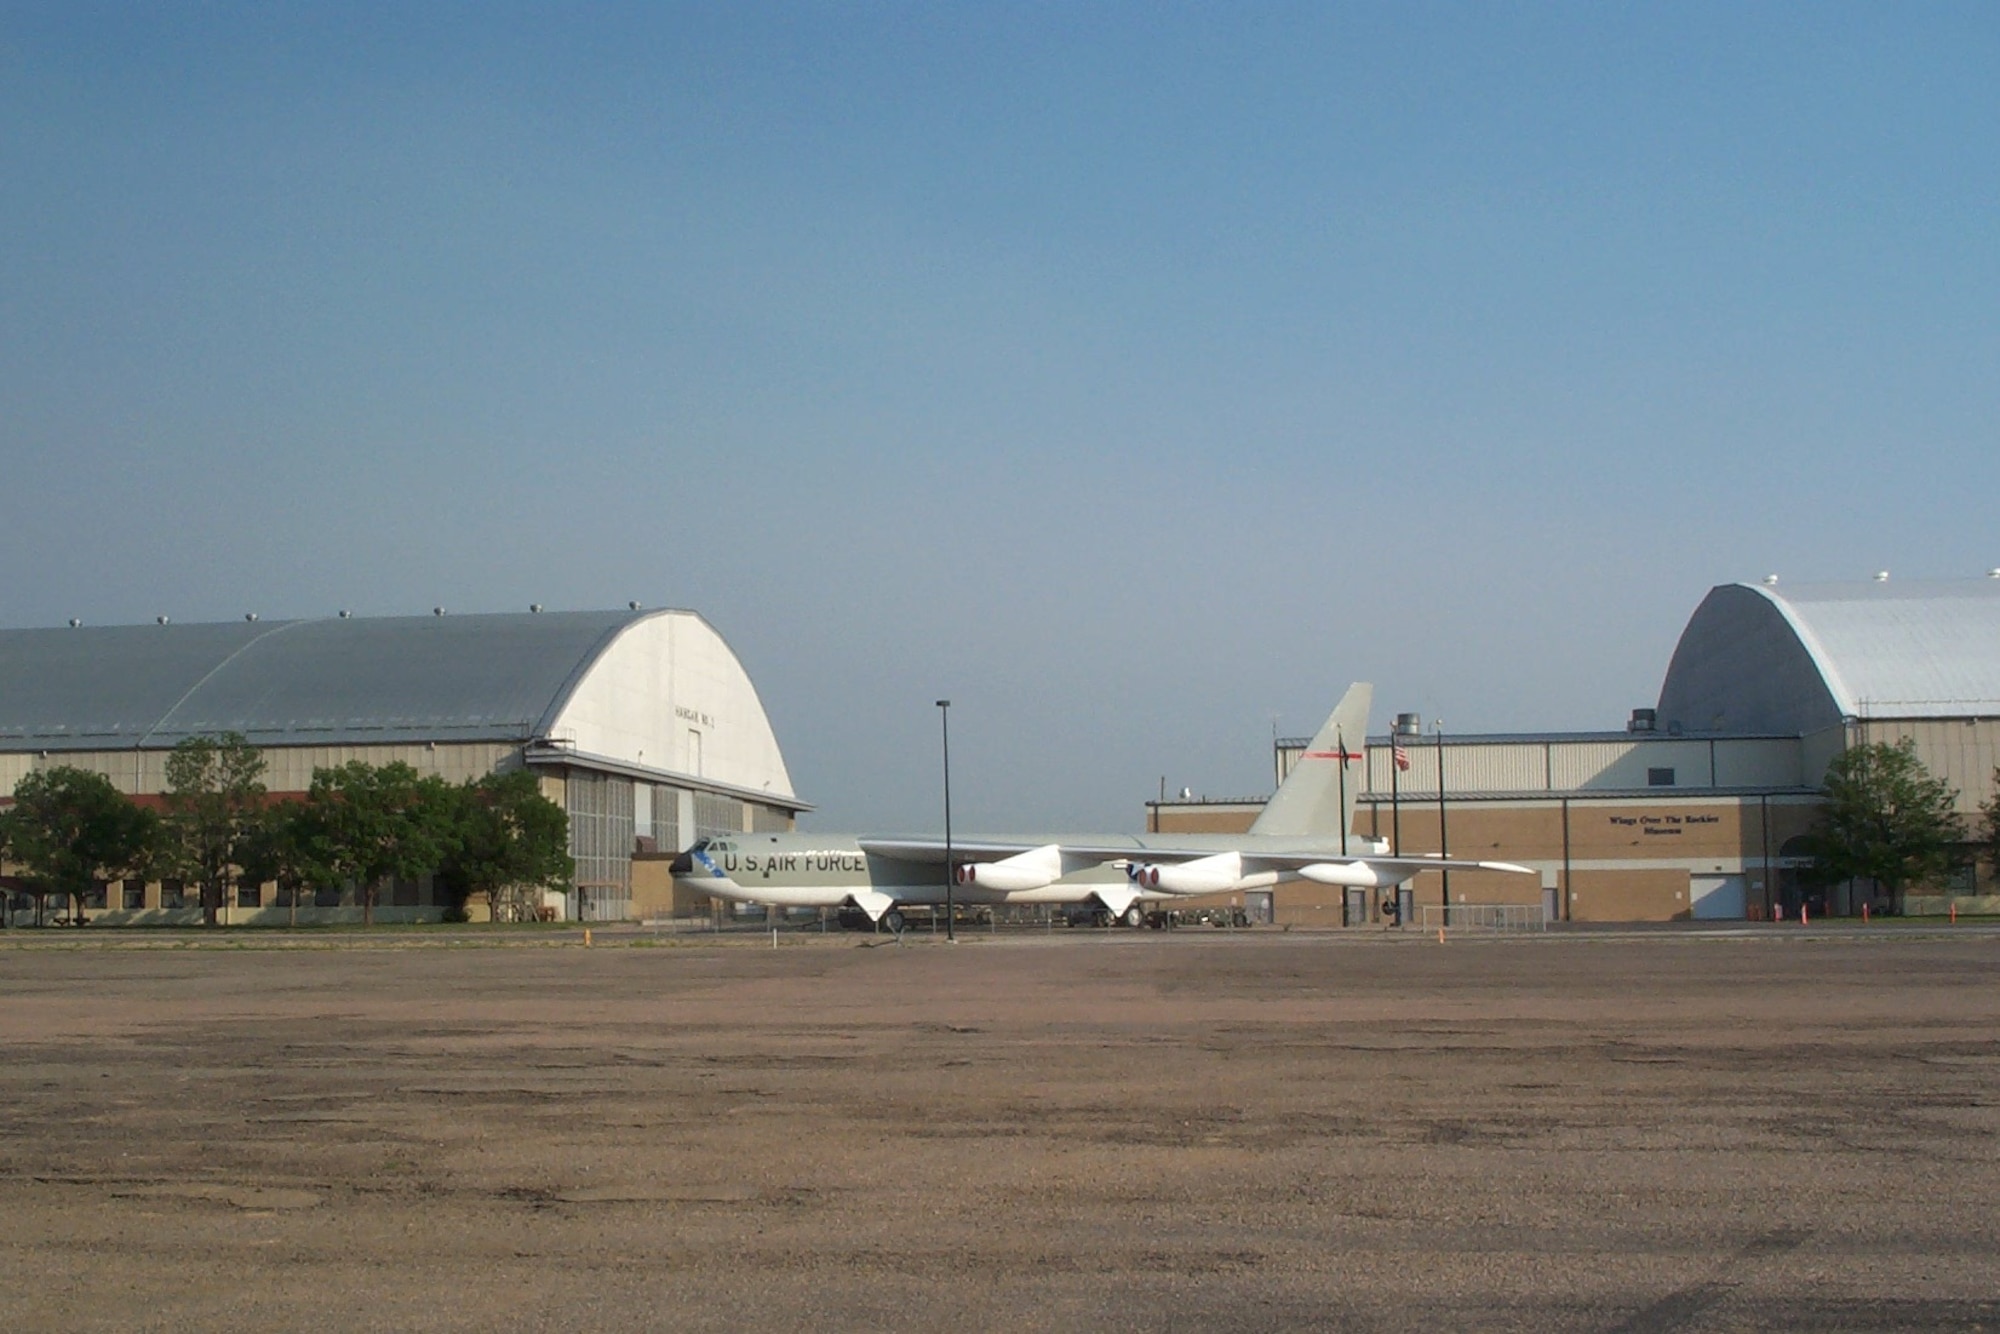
<box><xmin>1415</xmin><ymin>904</ymin><xmax>1548</xmax><ymax>932</ymax></box>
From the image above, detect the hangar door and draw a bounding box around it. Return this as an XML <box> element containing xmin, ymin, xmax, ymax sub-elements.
<box><xmin>1689</xmin><ymin>874</ymin><xmax>1746</xmax><ymax>920</ymax></box>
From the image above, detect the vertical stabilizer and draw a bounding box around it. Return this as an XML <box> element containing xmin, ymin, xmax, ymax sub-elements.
<box><xmin>1249</xmin><ymin>683</ymin><xmax>1373</xmax><ymax>839</ymax></box>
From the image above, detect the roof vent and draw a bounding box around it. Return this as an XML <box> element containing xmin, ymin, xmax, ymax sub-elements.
<box><xmin>628</xmin><ymin>600</ymin><xmax>641</xmax><ymax>611</ymax></box>
<box><xmin>156</xmin><ymin>615</ymin><xmax>169</xmax><ymax>625</ymax></box>
<box><xmin>1762</xmin><ymin>574</ymin><xmax>1779</xmax><ymax>586</ymax></box>
<box><xmin>1628</xmin><ymin>708</ymin><xmax>1657</xmax><ymax>733</ymax></box>
<box><xmin>530</xmin><ymin>603</ymin><xmax>543</xmax><ymax>613</ymax></box>
<box><xmin>1394</xmin><ymin>712</ymin><xmax>1422</xmax><ymax>736</ymax></box>
<box><xmin>1989</xmin><ymin>569</ymin><xmax>2000</xmax><ymax>579</ymax></box>
<box><xmin>433</xmin><ymin>607</ymin><xmax>445</xmax><ymax>616</ymax></box>
<box><xmin>67</xmin><ymin>618</ymin><xmax>81</xmax><ymax>628</ymax></box>
<box><xmin>338</xmin><ymin>609</ymin><xmax>351</xmax><ymax>618</ymax></box>
<box><xmin>245</xmin><ymin>613</ymin><xmax>258</xmax><ymax>622</ymax></box>
<box><xmin>1874</xmin><ymin>571</ymin><xmax>1889</xmax><ymax>582</ymax></box>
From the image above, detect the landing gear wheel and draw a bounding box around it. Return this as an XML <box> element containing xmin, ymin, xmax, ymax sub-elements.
<box><xmin>1122</xmin><ymin>905</ymin><xmax>1145</xmax><ymax>929</ymax></box>
<box><xmin>881</xmin><ymin>909</ymin><xmax>905</xmax><ymax>935</ymax></box>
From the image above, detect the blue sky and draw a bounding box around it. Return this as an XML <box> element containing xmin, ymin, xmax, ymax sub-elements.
<box><xmin>4</xmin><ymin>4</ymin><xmax>1996</xmax><ymax>830</ymax></box>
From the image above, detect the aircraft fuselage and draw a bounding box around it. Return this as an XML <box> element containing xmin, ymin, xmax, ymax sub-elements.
<box><xmin>668</xmin><ymin>830</ymin><xmax>1361</xmax><ymax>913</ymax></box>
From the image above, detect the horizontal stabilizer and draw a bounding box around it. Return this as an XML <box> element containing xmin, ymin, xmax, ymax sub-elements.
<box><xmin>1284</xmin><ymin>856</ymin><xmax>1534</xmax><ymax>889</ymax></box>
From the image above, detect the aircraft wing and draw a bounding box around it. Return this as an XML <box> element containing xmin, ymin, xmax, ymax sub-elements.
<box><xmin>1239</xmin><ymin>852</ymin><xmax>1536</xmax><ymax>877</ymax></box>
<box><xmin>857</xmin><ymin>838</ymin><xmax>1529</xmax><ymax>878</ymax></box>
<box><xmin>856</xmin><ymin>836</ymin><xmax>1144</xmax><ymax>868</ymax></box>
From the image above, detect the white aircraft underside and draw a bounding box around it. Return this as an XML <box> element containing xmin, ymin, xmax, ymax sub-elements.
<box><xmin>669</xmin><ymin>685</ymin><xmax>1532</xmax><ymax>928</ymax></box>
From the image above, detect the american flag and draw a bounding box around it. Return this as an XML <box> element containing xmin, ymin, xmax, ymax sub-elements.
<box><xmin>1393</xmin><ymin>745</ymin><xmax>1411</xmax><ymax>771</ymax></box>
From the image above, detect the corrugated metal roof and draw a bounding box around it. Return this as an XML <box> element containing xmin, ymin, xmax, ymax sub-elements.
<box><xmin>1761</xmin><ymin>580</ymin><xmax>2000</xmax><ymax>716</ymax></box>
<box><xmin>0</xmin><ymin>610</ymin><xmax>648</xmax><ymax>751</ymax></box>
<box><xmin>1659</xmin><ymin>579</ymin><xmax>2000</xmax><ymax>733</ymax></box>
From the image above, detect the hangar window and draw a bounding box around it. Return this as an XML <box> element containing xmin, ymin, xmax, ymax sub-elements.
<box><xmin>1648</xmin><ymin>768</ymin><xmax>1676</xmax><ymax>787</ymax></box>
<box><xmin>650</xmin><ymin>783</ymin><xmax>680</xmax><ymax>854</ymax></box>
<box><xmin>237</xmin><ymin>882</ymin><xmax>262</xmax><ymax>909</ymax></box>
<box><xmin>123</xmin><ymin>879</ymin><xmax>145</xmax><ymax>910</ymax></box>
<box><xmin>568</xmin><ymin>771</ymin><xmax>635</xmax><ymax>896</ymax></box>
<box><xmin>694</xmin><ymin>792</ymin><xmax>742</xmax><ymax>839</ymax></box>
<box><xmin>160</xmin><ymin>879</ymin><xmax>186</xmax><ymax>909</ymax></box>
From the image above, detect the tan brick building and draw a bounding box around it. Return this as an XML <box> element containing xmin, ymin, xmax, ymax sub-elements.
<box><xmin>1155</xmin><ymin>576</ymin><xmax>2000</xmax><ymax>923</ymax></box>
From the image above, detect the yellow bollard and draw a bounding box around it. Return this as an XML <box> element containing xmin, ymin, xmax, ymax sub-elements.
<box><xmin>583</xmin><ymin>928</ymin><xmax>592</xmax><ymax>947</ymax></box>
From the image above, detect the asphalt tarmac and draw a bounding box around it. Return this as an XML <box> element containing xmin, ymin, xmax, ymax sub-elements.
<box><xmin>2</xmin><ymin>927</ymin><xmax>1996</xmax><ymax>1331</ymax></box>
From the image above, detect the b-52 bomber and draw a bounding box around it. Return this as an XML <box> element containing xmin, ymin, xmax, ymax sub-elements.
<box><xmin>670</xmin><ymin>684</ymin><xmax>1532</xmax><ymax>931</ymax></box>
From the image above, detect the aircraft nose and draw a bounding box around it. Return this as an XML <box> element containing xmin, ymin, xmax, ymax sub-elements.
<box><xmin>668</xmin><ymin>848</ymin><xmax>693</xmax><ymax>874</ymax></box>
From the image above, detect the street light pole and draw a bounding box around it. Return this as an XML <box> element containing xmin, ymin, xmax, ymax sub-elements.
<box><xmin>1435</xmin><ymin>718</ymin><xmax>1450</xmax><ymax>927</ymax></box>
<box><xmin>937</xmin><ymin>699</ymin><xmax>954</xmax><ymax>943</ymax></box>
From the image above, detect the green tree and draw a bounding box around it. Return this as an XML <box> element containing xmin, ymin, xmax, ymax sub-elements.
<box><xmin>237</xmin><ymin>801</ymin><xmax>332</xmax><ymax>929</ymax></box>
<box><xmin>1802</xmin><ymin>738</ymin><xmax>1966</xmax><ymax>913</ymax></box>
<box><xmin>301</xmin><ymin>761</ymin><xmax>459</xmax><ymax>925</ymax></box>
<box><xmin>435</xmin><ymin>769</ymin><xmax>573</xmax><ymax>922</ymax></box>
<box><xmin>3</xmin><ymin>768</ymin><xmax>156</xmax><ymax>926</ymax></box>
<box><xmin>160</xmin><ymin>733</ymin><xmax>268</xmax><ymax>927</ymax></box>
<box><xmin>1982</xmin><ymin>769</ymin><xmax>2000</xmax><ymax>890</ymax></box>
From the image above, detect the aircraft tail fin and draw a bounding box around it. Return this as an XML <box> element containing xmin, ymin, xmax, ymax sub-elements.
<box><xmin>1249</xmin><ymin>683</ymin><xmax>1373</xmax><ymax>840</ymax></box>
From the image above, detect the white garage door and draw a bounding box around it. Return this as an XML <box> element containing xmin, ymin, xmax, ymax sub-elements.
<box><xmin>1690</xmin><ymin>874</ymin><xmax>1746</xmax><ymax>920</ymax></box>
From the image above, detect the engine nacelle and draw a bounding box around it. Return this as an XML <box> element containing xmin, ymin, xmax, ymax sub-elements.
<box><xmin>1298</xmin><ymin>861</ymin><xmax>1402</xmax><ymax>889</ymax></box>
<box><xmin>1126</xmin><ymin>851</ymin><xmax>1243</xmax><ymax>895</ymax></box>
<box><xmin>954</xmin><ymin>844</ymin><xmax>1061</xmax><ymax>893</ymax></box>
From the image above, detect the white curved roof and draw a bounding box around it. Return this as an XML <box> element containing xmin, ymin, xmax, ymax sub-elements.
<box><xmin>544</xmin><ymin>611</ymin><xmax>795</xmax><ymax>801</ymax></box>
<box><xmin>0</xmin><ymin>608</ymin><xmax>796</xmax><ymax>803</ymax></box>
<box><xmin>1658</xmin><ymin>579</ymin><xmax>2000</xmax><ymax>733</ymax></box>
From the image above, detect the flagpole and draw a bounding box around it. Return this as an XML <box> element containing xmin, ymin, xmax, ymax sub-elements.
<box><xmin>1336</xmin><ymin>730</ymin><xmax>1349</xmax><ymax>856</ymax></box>
<box><xmin>1390</xmin><ymin>735</ymin><xmax>1401</xmax><ymax>855</ymax></box>
<box><xmin>1390</xmin><ymin>713</ymin><xmax>1418</xmax><ymax>857</ymax></box>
